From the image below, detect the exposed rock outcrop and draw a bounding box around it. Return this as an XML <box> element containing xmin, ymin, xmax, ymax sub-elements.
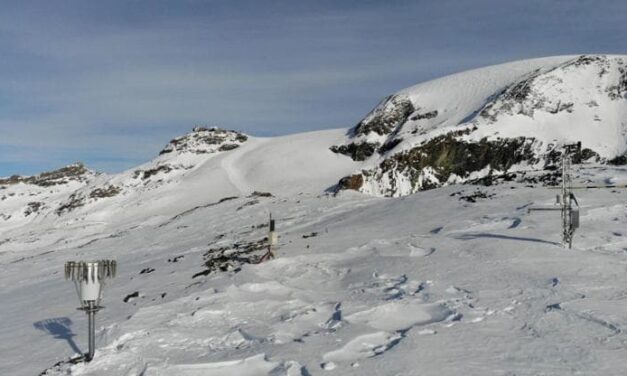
<box><xmin>0</xmin><ymin>163</ymin><xmax>93</xmax><ymax>187</ymax></box>
<box><xmin>159</xmin><ymin>127</ymin><xmax>248</xmax><ymax>155</ymax></box>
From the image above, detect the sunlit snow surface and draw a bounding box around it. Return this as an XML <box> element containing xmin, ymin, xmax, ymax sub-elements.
<box><xmin>3</xmin><ymin>172</ymin><xmax>627</xmax><ymax>375</ymax></box>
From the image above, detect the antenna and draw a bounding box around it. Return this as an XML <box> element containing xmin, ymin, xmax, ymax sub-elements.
<box><xmin>559</xmin><ymin>153</ymin><xmax>579</xmax><ymax>248</ymax></box>
<box><xmin>529</xmin><ymin>145</ymin><xmax>580</xmax><ymax>248</ymax></box>
<box><xmin>64</xmin><ymin>260</ymin><xmax>116</xmax><ymax>362</ymax></box>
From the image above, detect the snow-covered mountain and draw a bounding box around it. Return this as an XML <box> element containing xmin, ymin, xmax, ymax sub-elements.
<box><xmin>0</xmin><ymin>126</ymin><xmax>356</xmax><ymax>231</ymax></box>
<box><xmin>2</xmin><ymin>55</ymin><xmax>627</xmax><ymax>376</ymax></box>
<box><xmin>332</xmin><ymin>55</ymin><xmax>627</xmax><ymax>196</ymax></box>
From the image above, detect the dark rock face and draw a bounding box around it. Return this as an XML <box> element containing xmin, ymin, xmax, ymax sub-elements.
<box><xmin>250</xmin><ymin>191</ymin><xmax>273</xmax><ymax>197</ymax></box>
<box><xmin>134</xmin><ymin>165</ymin><xmax>173</xmax><ymax>180</ymax></box>
<box><xmin>24</xmin><ymin>202</ymin><xmax>44</xmax><ymax>217</ymax></box>
<box><xmin>337</xmin><ymin>174</ymin><xmax>364</xmax><ymax>191</ymax></box>
<box><xmin>56</xmin><ymin>193</ymin><xmax>86</xmax><ymax>215</ymax></box>
<box><xmin>608</xmin><ymin>154</ymin><xmax>627</xmax><ymax>165</ymax></box>
<box><xmin>330</xmin><ymin>95</ymin><xmax>419</xmax><ymax>161</ymax></box>
<box><xmin>123</xmin><ymin>291</ymin><xmax>140</xmax><ymax>303</ymax></box>
<box><xmin>410</xmin><ymin>110</ymin><xmax>438</xmax><ymax>121</ymax></box>
<box><xmin>378</xmin><ymin>138</ymin><xmax>403</xmax><ymax>154</ymax></box>
<box><xmin>192</xmin><ymin>238</ymin><xmax>269</xmax><ymax>278</ymax></box>
<box><xmin>607</xmin><ymin>66</ymin><xmax>627</xmax><ymax>100</ymax></box>
<box><xmin>89</xmin><ymin>185</ymin><xmax>122</xmax><ymax>199</ymax></box>
<box><xmin>353</xmin><ymin>95</ymin><xmax>415</xmax><ymax>137</ymax></box>
<box><xmin>0</xmin><ymin>163</ymin><xmax>91</xmax><ymax>187</ymax></box>
<box><xmin>330</xmin><ymin>142</ymin><xmax>378</xmax><ymax>161</ymax></box>
<box><xmin>384</xmin><ymin>135</ymin><xmax>537</xmax><ymax>180</ymax></box>
<box><xmin>218</xmin><ymin>143</ymin><xmax>240</xmax><ymax>151</ymax></box>
<box><xmin>336</xmin><ymin>131</ymin><xmax>605</xmax><ymax>196</ymax></box>
<box><xmin>55</xmin><ymin>185</ymin><xmax>122</xmax><ymax>216</ymax></box>
<box><xmin>159</xmin><ymin>127</ymin><xmax>248</xmax><ymax>155</ymax></box>
<box><xmin>337</xmin><ymin>132</ymin><xmax>544</xmax><ymax>194</ymax></box>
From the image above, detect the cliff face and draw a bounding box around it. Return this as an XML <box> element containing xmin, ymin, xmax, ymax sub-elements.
<box><xmin>332</xmin><ymin>55</ymin><xmax>627</xmax><ymax>196</ymax></box>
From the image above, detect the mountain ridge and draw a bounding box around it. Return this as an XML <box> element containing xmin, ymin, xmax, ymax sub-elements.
<box><xmin>2</xmin><ymin>54</ymin><xmax>627</xmax><ymax>225</ymax></box>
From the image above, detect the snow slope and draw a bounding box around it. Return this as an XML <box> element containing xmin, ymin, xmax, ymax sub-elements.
<box><xmin>3</xmin><ymin>169</ymin><xmax>627</xmax><ymax>375</ymax></box>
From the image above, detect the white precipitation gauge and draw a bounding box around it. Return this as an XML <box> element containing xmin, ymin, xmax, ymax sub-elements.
<box><xmin>64</xmin><ymin>260</ymin><xmax>116</xmax><ymax>362</ymax></box>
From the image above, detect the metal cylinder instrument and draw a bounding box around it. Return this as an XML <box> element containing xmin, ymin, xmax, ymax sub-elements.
<box><xmin>64</xmin><ymin>260</ymin><xmax>117</xmax><ymax>361</ymax></box>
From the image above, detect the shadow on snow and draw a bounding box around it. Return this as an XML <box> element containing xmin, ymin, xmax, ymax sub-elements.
<box><xmin>34</xmin><ymin>317</ymin><xmax>81</xmax><ymax>355</ymax></box>
<box><xmin>455</xmin><ymin>232</ymin><xmax>561</xmax><ymax>246</ymax></box>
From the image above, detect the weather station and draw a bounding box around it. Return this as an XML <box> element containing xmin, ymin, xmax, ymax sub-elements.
<box><xmin>64</xmin><ymin>260</ymin><xmax>117</xmax><ymax>362</ymax></box>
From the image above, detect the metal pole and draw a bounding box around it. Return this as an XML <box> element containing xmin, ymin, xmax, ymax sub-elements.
<box><xmin>87</xmin><ymin>301</ymin><xmax>96</xmax><ymax>362</ymax></box>
<box><xmin>561</xmin><ymin>155</ymin><xmax>574</xmax><ymax>249</ymax></box>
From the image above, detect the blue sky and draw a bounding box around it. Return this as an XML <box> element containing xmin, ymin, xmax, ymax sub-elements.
<box><xmin>1</xmin><ymin>0</ymin><xmax>626</xmax><ymax>176</ymax></box>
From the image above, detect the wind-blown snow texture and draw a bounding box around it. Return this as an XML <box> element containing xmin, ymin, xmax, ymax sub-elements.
<box><xmin>2</xmin><ymin>55</ymin><xmax>627</xmax><ymax>376</ymax></box>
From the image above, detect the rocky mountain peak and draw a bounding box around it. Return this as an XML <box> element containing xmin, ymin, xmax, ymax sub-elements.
<box><xmin>159</xmin><ymin>127</ymin><xmax>248</xmax><ymax>155</ymax></box>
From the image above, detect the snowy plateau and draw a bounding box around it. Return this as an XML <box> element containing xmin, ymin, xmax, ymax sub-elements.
<box><xmin>2</xmin><ymin>54</ymin><xmax>627</xmax><ymax>375</ymax></box>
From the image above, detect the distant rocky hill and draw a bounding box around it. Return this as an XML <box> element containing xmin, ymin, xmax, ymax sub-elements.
<box><xmin>0</xmin><ymin>163</ymin><xmax>94</xmax><ymax>187</ymax></box>
<box><xmin>0</xmin><ymin>127</ymin><xmax>251</xmax><ymax>226</ymax></box>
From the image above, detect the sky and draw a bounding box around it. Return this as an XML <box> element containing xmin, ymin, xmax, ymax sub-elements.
<box><xmin>0</xmin><ymin>0</ymin><xmax>626</xmax><ymax>176</ymax></box>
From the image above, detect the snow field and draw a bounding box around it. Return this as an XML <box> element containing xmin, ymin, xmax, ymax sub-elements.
<box><xmin>1</xmin><ymin>167</ymin><xmax>624</xmax><ymax>375</ymax></box>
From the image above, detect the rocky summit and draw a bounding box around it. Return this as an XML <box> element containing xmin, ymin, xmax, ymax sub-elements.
<box><xmin>159</xmin><ymin>127</ymin><xmax>248</xmax><ymax>155</ymax></box>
